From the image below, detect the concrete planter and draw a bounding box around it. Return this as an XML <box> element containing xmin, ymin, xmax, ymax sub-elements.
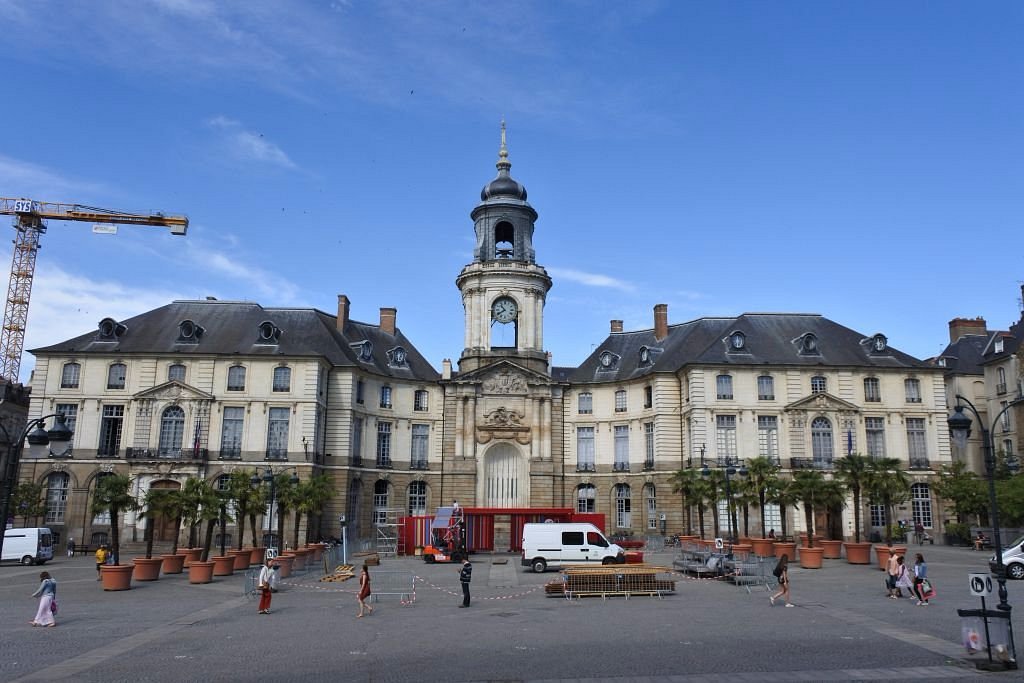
<box><xmin>101</xmin><ymin>564</ymin><xmax>134</xmax><ymax>591</ymax></box>
<box><xmin>844</xmin><ymin>541</ymin><xmax>873</xmax><ymax>564</ymax></box>
<box><xmin>188</xmin><ymin>560</ymin><xmax>215</xmax><ymax>584</ymax></box>
<box><xmin>160</xmin><ymin>553</ymin><xmax>186</xmax><ymax>574</ymax></box>
<box><xmin>798</xmin><ymin>547</ymin><xmax>824</xmax><ymax>569</ymax></box>
<box><xmin>819</xmin><ymin>540</ymin><xmax>843</xmax><ymax>559</ymax></box>
<box><xmin>212</xmin><ymin>555</ymin><xmax>236</xmax><ymax>576</ymax></box>
<box><xmin>132</xmin><ymin>557</ymin><xmax>163</xmax><ymax>581</ymax></box>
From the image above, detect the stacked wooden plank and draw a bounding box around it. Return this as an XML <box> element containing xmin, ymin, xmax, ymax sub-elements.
<box><xmin>319</xmin><ymin>564</ymin><xmax>356</xmax><ymax>583</ymax></box>
<box><xmin>545</xmin><ymin>565</ymin><xmax>676</xmax><ymax>598</ymax></box>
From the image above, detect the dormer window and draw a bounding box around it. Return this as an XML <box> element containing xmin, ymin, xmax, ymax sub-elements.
<box><xmin>598</xmin><ymin>351</ymin><xmax>620</xmax><ymax>371</ymax></box>
<box><xmin>995</xmin><ymin>338</ymin><xmax>1005</xmax><ymax>353</ymax></box>
<box><xmin>727</xmin><ymin>331</ymin><xmax>746</xmax><ymax>351</ymax></box>
<box><xmin>257</xmin><ymin>321</ymin><xmax>282</xmax><ymax>344</ymax></box>
<box><xmin>177</xmin><ymin>319</ymin><xmax>205</xmax><ymax>344</ymax></box>
<box><xmin>638</xmin><ymin>346</ymin><xmax>661</xmax><ymax>366</ymax></box>
<box><xmin>351</xmin><ymin>341</ymin><xmax>373</xmax><ymax>362</ymax></box>
<box><xmin>871</xmin><ymin>334</ymin><xmax>887</xmax><ymax>353</ymax></box>
<box><xmin>387</xmin><ymin>346</ymin><xmax>408</xmax><ymax>367</ymax></box>
<box><xmin>796</xmin><ymin>333</ymin><xmax>819</xmax><ymax>355</ymax></box>
<box><xmin>96</xmin><ymin>317</ymin><xmax>127</xmax><ymax>341</ymax></box>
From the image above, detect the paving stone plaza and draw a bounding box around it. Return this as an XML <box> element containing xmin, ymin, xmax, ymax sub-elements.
<box><xmin>1</xmin><ymin>542</ymin><xmax>1019</xmax><ymax>682</ymax></box>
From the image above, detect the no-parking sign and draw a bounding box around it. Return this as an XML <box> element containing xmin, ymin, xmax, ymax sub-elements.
<box><xmin>968</xmin><ymin>572</ymin><xmax>995</xmax><ymax>598</ymax></box>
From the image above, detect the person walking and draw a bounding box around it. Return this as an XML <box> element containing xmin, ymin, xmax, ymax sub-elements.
<box><xmin>257</xmin><ymin>558</ymin><xmax>277</xmax><ymax>615</ymax></box>
<box><xmin>30</xmin><ymin>571</ymin><xmax>57</xmax><ymax>627</ymax></box>
<box><xmin>894</xmin><ymin>555</ymin><xmax>915</xmax><ymax>600</ymax></box>
<box><xmin>913</xmin><ymin>553</ymin><xmax>930</xmax><ymax>606</ymax></box>
<box><xmin>886</xmin><ymin>545</ymin><xmax>901</xmax><ymax>598</ymax></box>
<box><xmin>66</xmin><ymin>538</ymin><xmax>75</xmax><ymax>558</ymax></box>
<box><xmin>357</xmin><ymin>563</ymin><xmax>374</xmax><ymax>617</ymax></box>
<box><xmin>95</xmin><ymin>544</ymin><xmax>108</xmax><ymax>580</ymax></box>
<box><xmin>769</xmin><ymin>554</ymin><xmax>793</xmax><ymax>607</ymax></box>
<box><xmin>458</xmin><ymin>556</ymin><xmax>472</xmax><ymax>608</ymax></box>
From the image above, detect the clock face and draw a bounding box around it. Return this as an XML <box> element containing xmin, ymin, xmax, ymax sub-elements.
<box><xmin>492</xmin><ymin>297</ymin><xmax>518</xmax><ymax>324</ymax></box>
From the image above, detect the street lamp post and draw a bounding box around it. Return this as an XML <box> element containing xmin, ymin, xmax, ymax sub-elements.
<box><xmin>947</xmin><ymin>394</ymin><xmax>1021</xmax><ymax>612</ymax></box>
<box><xmin>702</xmin><ymin>450</ymin><xmax>747</xmax><ymax>545</ymax></box>
<box><xmin>250</xmin><ymin>466</ymin><xmax>299</xmax><ymax>555</ymax></box>
<box><xmin>0</xmin><ymin>413</ymin><xmax>73</xmax><ymax>560</ymax></box>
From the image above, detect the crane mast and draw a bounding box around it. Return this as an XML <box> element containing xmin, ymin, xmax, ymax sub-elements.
<box><xmin>0</xmin><ymin>198</ymin><xmax>188</xmax><ymax>382</ymax></box>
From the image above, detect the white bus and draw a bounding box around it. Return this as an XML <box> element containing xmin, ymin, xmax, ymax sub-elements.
<box><xmin>2</xmin><ymin>527</ymin><xmax>54</xmax><ymax>565</ymax></box>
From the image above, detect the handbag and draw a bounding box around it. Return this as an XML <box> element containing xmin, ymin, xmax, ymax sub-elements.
<box><xmin>921</xmin><ymin>579</ymin><xmax>935</xmax><ymax>598</ymax></box>
<box><xmin>50</xmin><ymin>596</ymin><xmax>58</xmax><ymax>615</ymax></box>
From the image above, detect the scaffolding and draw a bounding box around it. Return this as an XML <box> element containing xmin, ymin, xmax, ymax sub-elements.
<box><xmin>375</xmin><ymin>508</ymin><xmax>405</xmax><ymax>558</ymax></box>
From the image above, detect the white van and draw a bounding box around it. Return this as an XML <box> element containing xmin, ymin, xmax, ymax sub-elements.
<box><xmin>521</xmin><ymin>522</ymin><xmax>625</xmax><ymax>573</ymax></box>
<box><xmin>990</xmin><ymin>534</ymin><xmax>1024</xmax><ymax>580</ymax></box>
<box><xmin>2</xmin><ymin>527</ymin><xmax>54</xmax><ymax>565</ymax></box>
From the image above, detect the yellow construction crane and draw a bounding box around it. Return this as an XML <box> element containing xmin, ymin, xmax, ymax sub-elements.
<box><xmin>0</xmin><ymin>198</ymin><xmax>188</xmax><ymax>382</ymax></box>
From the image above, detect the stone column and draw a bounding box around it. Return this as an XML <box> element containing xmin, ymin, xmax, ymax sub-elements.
<box><xmin>467</xmin><ymin>395</ymin><xmax>477</xmax><ymax>459</ymax></box>
<box><xmin>454</xmin><ymin>395</ymin><xmax>464</xmax><ymax>459</ymax></box>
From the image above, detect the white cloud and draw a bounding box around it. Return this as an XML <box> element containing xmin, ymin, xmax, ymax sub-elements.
<box><xmin>547</xmin><ymin>266</ymin><xmax>637</xmax><ymax>293</ymax></box>
<box><xmin>178</xmin><ymin>237</ymin><xmax>302</xmax><ymax>303</ymax></box>
<box><xmin>207</xmin><ymin>117</ymin><xmax>298</xmax><ymax>170</ymax></box>
<box><xmin>0</xmin><ymin>154</ymin><xmax>109</xmax><ymax>201</ymax></box>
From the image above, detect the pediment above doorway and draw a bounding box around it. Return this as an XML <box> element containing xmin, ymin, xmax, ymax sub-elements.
<box><xmin>456</xmin><ymin>360</ymin><xmax>551</xmax><ymax>395</ymax></box>
<box><xmin>134</xmin><ymin>380</ymin><xmax>214</xmax><ymax>402</ymax></box>
<box><xmin>784</xmin><ymin>392</ymin><xmax>859</xmax><ymax>413</ymax></box>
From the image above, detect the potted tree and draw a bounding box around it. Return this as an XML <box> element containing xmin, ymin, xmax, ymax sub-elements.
<box><xmin>817</xmin><ymin>479</ymin><xmax>847</xmax><ymax>559</ymax></box>
<box><xmin>669</xmin><ymin>467</ymin><xmax>702</xmax><ymax>540</ymax></box>
<box><xmin>745</xmin><ymin>457</ymin><xmax>781</xmax><ymax>557</ymax></box>
<box><xmin>299</xmin><ymin>474</ymin><xmax>333</xmax><ymax>562</ymax></box>
<box><xmin>132</xmin><ymin>488</ymin><xmax>173</xmax><ymax>581</ymax></box>
<box><xmin>180</xmin><ymin>478</ymin><xmax>220</xmax><ymax>584</ymax></box>
<box><xmin>789</xmin><ymin>470</ymin><xmax>826</xmax><ymax>568</ymax></box>
<box><xmin>92</xmin><ymin>474</ymin><xmax>140</xmax><ymax>591</ymax></box>
<box><xmin>835</xmin><ymin>453</ymin><xmax>873</xmax><ymax>563</ymax></box>
<box><xmin>768</xmin><ymin>476</ymin><xmax>798</xmax><ymax>559</ymax></box>
<box><xmin>155</xmin><ymin>488</ymin><xmax>187</xmax><ymax>574</ymax></box>
<box><xmin>226</xmin><ymin>470</ymin><xmax>260</xmax><ymax>569</ymax></box>
<box><xmin>179</xmin><ymin>477</ymin><xmax>209</xmax><ymax>568</ymax></box>
<box><xmin>867</xmin><ymin>457</ymin><xmax>910</xmax><ymax>569</ymax></box>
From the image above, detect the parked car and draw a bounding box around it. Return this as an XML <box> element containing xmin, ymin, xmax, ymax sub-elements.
<box><xmin>989</xmin><ymin>534</ymin><xmax>1024</xmax><ymax>580</ymax></box>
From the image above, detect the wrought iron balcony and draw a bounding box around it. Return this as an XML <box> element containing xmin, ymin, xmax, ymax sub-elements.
<box><xmin>997</xmin><ymin>383</ymin><xmax>1007</xmax><ymax>395</ymax></box>
<box><xmin>218</xmin><ymin>448</ymin><xmax>242</xmax><ymax>460</ymax></box>
<box><xmin>576</xmin><ymin>462</ymin><xmax>596</xmax><ymax>473</ymax></box>
<box><xmin>350</xmin><ymin>454</ymin><xmax>363</xmax><ymax>467</ymax></box>
<box><xmin>264</xmin><ymin>448</ymin><xmax>288</xmax><ymax>461</ymax></box>
<box><xmin>612</xmin><ymin>461</ymin><xmax>630</xmax><ymax>472</ymax></box>
<box><xmin>909</xmin><ymin>457</ymin><xmax>931</xmax><ymax>470</ymax></box>
<box><xmin>790</xmin><ymin>457</ymin><xmax>832</xmax><ymax>470</ymax></box>
<box><xmin>643</xmin><ymin>459</ymin><xmax>655</xmax><ymax>471</ymax></box>
<box><xmin>376</xmin><ymin>456</ymin><xmax>393</xmax><ymax>469</ymax></box>
<box><xmin>127</xmin><ymin>447</ymin><xmax>208</xmax><ymax>462</ymax></box>
<box><xmin>410</xmin><ymin>460</ymin><xmax>429</xmax><ymax>470</ymax></box>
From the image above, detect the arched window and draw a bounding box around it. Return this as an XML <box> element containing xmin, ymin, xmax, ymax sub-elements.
<box><xmin>168</xmin><ymin>363</ymin><xmax>186</xmax><ymax>382</ymax></box>
<box><xmin>905</xmin><ymin>378</ymin><xmax>922</xmax><ymax>403</ymax></box>
<box><xmin>494</xmin><ymin>221</ymin><xmax>514</xmax><ymax>258</ymax></box>
<box><xmin>911</xmin><ymin>483</ymin><xmax>932</xmax><ymax>528</ymax></box>
<box><xmin>407</xmin><ymin>481</ymin><xmax>427</xmax><ymax>515</ymax></box>
<box><xmin>272</xmin><ymin>366</ymin><xmax>291</xmax><ymax>392</ymax></box>
<box><xmin>614</xmin><ymin>483</ymin><xmax>631</xmax><ymax>529</ymax></box>
<box><xmin>644</xmin><ymin>484</ymin><xmax>657</xmax><ymax>530</ymax></box>
<box><xmin>107</xmin><ymin>363</ymin><xmax>127</xmax><ymax>390</ymax></box>
<box><xmin>46</xmin><ymin>472</ymin><xmax>70</xmax><ymax>524</ymax></box>
<box><xmin>61</xmin><ymin>362</ymin><xmax>80</xmax><ymax>389</ymax></box>
<box><xmin>484</xmin><ymin>444</ymin><xmax>524</xmax><ymax>507</ymax></box>
<box><xmin>576</xmin><ymin>484</ymin><xmax>596</xmax><ymax>513</ymax></box>
<box><xmin>811</xmin><ymin>417</ymin><xmax>833</xmax><ymax>466</ymax></box>
<box><xmin>615</xmin><ymin>390</ymin><xmax>627</xmax><ymax>412</ymax></box>
<box><xmin>158</xmin><ymin>406</ymin><xmax>185</xmax><ymax>457</ymax></box>
<box><xmin>716</xmin><ymin>374</ymin><xmax>733</xmax><ymax>400</ymax></box>
<box><xmin>757</xmin><ymin>375</ymin><xmax>774</xmax><ymax>401</ymax></box>
<box><xmin>373</xmin><ymin>480</ymin><xmax>390</xmax><ymax>526</ymax></box>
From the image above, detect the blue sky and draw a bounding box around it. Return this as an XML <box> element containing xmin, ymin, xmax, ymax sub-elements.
<box><xmin>1</xmin><ymin>1</ymin><xmax>1021</xmax><ymax>381</ymax></box>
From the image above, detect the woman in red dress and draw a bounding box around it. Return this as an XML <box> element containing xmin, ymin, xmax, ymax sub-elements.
<box><xmin>357</xmin><ymin>563</ymin><xmax>373</xmax><ymax>617</ymax></box>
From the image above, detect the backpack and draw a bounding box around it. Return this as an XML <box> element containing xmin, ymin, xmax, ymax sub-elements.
<box><xmin>772</xmin><ymin>563</ymin><xmax>783</xmax><ymax>578</ymax></box>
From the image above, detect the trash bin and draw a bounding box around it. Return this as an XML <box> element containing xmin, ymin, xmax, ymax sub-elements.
<box><xmin>957</xmin><ymin>608</ymin><xmax>1015</xmax><ymax>665</ymax></box>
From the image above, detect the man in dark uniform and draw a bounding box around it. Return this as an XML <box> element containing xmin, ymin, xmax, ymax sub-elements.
<box><xmin>459</xmin><ymin>557</ymin><xmax>472</xmax><ymax>608</ymax></box>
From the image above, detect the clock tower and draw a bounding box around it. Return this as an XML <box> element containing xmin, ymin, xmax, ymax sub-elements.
<box><xmin>456</xmin><ymin>123</ymin><xmax>552</xmax><ymax>375</ymax></box>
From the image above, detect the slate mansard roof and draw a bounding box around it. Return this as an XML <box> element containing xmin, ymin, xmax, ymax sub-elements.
<box><xmin>30</xmin><ymin>300</ymin><xmax>440</xmax><ymax>381</ymax></box>
<box><xmin>570</xmin><ymin>312</ymin><xmax>931</xmax><ymax>384</ymax></box>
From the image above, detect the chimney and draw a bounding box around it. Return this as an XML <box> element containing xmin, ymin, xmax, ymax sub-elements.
<box><xmin>380</xmin><ymin>307</ymin><xmax>397</xmax><ymax>336</ymax></box>
<box><xmin>336</xmin><ymin>294</ymin><xmax>350</xmax><ymax>331</ymax></box>
<box><xmin>442</xmin><ymin>359</ymin><xmax>452</xmax><ymax>380</ymax></box>
<box><xmin>610</xmin><ymin>319</ymin><xmax>623</xmax><ymax>333</ymax></box>
<box><xmin>654</xmin><ymin>304</ymin><xmax>668</xmax><ymax>341</ymax></box>
<box><xmin>948</xmin><ymin>317</ymin><xmax>987</xmax><ymax>343</ymax></box>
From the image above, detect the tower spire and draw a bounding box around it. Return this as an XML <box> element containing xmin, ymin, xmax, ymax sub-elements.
<box><xmin>496</xmin><ymin>118</ymin><xmax>511</xmax><ymax>174</ymax></box>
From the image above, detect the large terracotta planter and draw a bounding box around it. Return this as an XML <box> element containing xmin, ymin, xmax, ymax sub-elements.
<box><xmin>874</xmin><ymin>545</ymin><xmax>907</xmax><ymax>571</ymax></box>
<box><xmin>306</xmin><ymin>544</ymin><xmax>324</xmax><ymax>563</ymax></box>
<box><xmin>188</xmin><ymin>560</ymin><xmax>215</xmax><ymax>584</ymax></box>
<box><xmin>132</xmin><ymin>557</ymin><xmax>163</xmax><ymax>581</ymax></box>
<box><xmin>773</xmin><ymin>541</ymin><xmax>797</xmax><ymax>560</ymax></box>
<box><xmin>229</xmin><ymin>549</ymin><xmax>251</xmax><ymax>570</ymax></box>
<box><xmin>730</xmin><ymin>544</ymin><xmax>752</xmax><ymax>559</ymax></box>
<box><xmin>101</xmin><ymin>564</ymin><xmax>134</xmax><ymax>591</ymax></box>
<box><xmin>249</xmin><ymin>547</ymin><xmax>266</xmax><ymax>565</ymax></box>
<box><xmin>844</xmin><ymin>541</ymin><xmax>873</xmax><ymax>564</ymax></box>
<box><xmin>212</xmin><ymin>555</ymin><xmax>236</xmax><ymax>576</ymax></box>
<box><xmin>161</xmin><ymin>553</ymin><xmax>186</xmax><ymax>574</ymax></box>
<box><xmin>292</xmin><ymin>548</ymin><xmax>311</xmax><ymax>570</ymax></box>
<box><xmin>798</xmin><ymin>546</ymin><xmax>824</xmax><ymax>569</ymax></box>
<box><xmin>273</xmin><ymin>555</ymin><xmax>294</xmax><ymax>578</ymax></box>
<box><xmin>750</xmin><ymin>538</ymin><xmax>775</xmax><ymax>557</ymax></box>
<box><xmin>819</xmin><ymin>540</ymin><xmax>843</xmax><ymax>559</ymax></box>
<box><xmin>182</xmin><ymin>547</ymin><xmax>203</xmax><ymax>567</ymax></box>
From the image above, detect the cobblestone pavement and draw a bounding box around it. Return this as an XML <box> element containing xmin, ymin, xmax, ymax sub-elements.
<box><xmin>0</xmin><ymin>542</ymin><xmax>1018</xmax><ymax>682</ymax></box>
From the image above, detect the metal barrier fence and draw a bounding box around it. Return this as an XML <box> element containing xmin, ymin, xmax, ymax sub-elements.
<box><xmin>365</xmin><ymin>569</ymin><xmax>416</xmax><ymax>605</ymax></box>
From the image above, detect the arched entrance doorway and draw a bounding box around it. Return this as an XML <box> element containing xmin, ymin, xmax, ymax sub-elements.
<box><xmin>149</xmin><ymin>479</ymin><xmax>182</xmax><ymax>543</ymax></box>
<box><xmin>482</xmin><ymin>443</ymin><xmax>528</xmax><ymax>508</ymax></box>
